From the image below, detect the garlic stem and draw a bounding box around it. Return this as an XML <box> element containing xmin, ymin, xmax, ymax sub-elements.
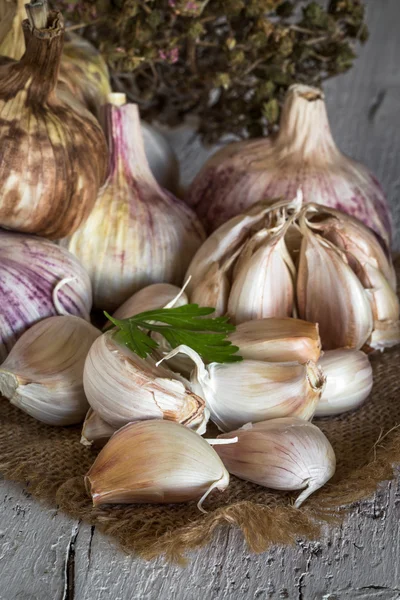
<box><xmin>107</xmin><ymin>92</ymin><xmax>127</xmax><ymax>107</ymax></box>
<box><xmin>25</xmin><ymin>1</ymin><xmax>49</xmax><ymax>30</ymax></box>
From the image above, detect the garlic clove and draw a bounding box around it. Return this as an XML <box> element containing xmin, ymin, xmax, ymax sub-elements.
<box><xmin>0</xmin><ymin>316</ymin><xmax>100</xmax><ymax>426</ymax></box>
<box><xmin>83</xmin><ymin>332</ymin><xmax>209</xmax><ymax>433</ymax></box>
<box><xmin>85</xmin><ymin>420</ymin><xmax>229</xmax><ymax>512</ymax></box>
<box><xmin>228</xmin><ymin>318</ymin><xmax>321</xmax><ymax>363</ymax></box>
<box><xmin>159</xmin><ymin>345</ymin><xmax>325</xmax><ymax>433</ymax></box>
<box><xmin>190</xmin><ymin>262</ymin><xmax>231</xmax><ymax>317</ymax></box>
<box><xmin>112</xmin><ymin>283</ymin><xmax>188</xmax><ymax>321</ymax></box>
<box><xmin>315</xmin><ymin>349</ymin><xmax>373</xmax><ymax>417</ymax></box>
<box><xmin>81</xmin><ymin>408</ymin><xmax>117</xmax><ymax>447</ymax></box>
<box><xmin>368</xmin><ymin>320</ymin><xmax>400</xmax><ymax>352</ymax></box>
<box><xmin>215</xmin><ymin>417</ymin><xmax>336</xmax><ymax>508</ymax></box>
<box><xmin>297</xmin><ymin>222</ymin><xmax>374</xmax><ymax>350</ymax></box>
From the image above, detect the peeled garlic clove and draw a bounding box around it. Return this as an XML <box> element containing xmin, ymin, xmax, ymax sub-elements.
<box><xmin>0</xmin><ymin>5</ymin><xmax>108</xmax><ymax>239</ymax></box>
<box><xmin>66</xmin><ymin>93</ymin><xmax>205</xmax><ymax>310</ymax></box>
<box><xmin>0</xmin><ymin>316</ymin><xmax>100</xmax><ymax>426</ymax></box>
<box><xmin>161</xmin><ymin>345</ymin><xmax>325</xmax><ymax>433</ymax></box>
<box><xmin>228</xmin><ymin>318</ymin><xmax>321</xmax><ymax>363</ymax></box>
<box><xmin>85</xmin><ymin>420</ymin><xmax>229</xmax><ymax>511</ymax></box>
<box><xmin>187</xmin><ymin>84</ymin><xmax>391</xmax><ymax>245</ymax></box>
<box><xmin>215</xmin><ymin>418</ymin><xmax>336</xmax><ymax>508</ymax></box>
<box><xmin>315</xmin><ymin>349</ymin><xmax>373</xmax><ymax>417</ymax></box>
<box><xmin>297</xmin><ymin>225</ymin><xmax>374</xmax><ymax>350</ymax></box>
<box><xmin>83</xmin><ymin>332</ymin><xmax>209</xmax><ymax>433</ymax></box>
<box><xmin>228</xmin><ymin>233</ymin><xmax>295</xmax><ymax>324</ymax></box>
<box><xmin>141</xmin><ymin>122</ymin><xmax>180</xmax><ymax>193</ymax></box>
<box><xmin>112</xmin><ymin>283</ymin><xmax>188</xmax><ymax>321</ymax></box>
<box><xmin>81</xmin><ymin>409</ymin><xmax>117</xmax><ymax>447</ymax></box>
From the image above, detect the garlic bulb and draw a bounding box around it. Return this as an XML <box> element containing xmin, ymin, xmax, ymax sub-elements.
<box><xmin>215</xmin><ymin>418</ymin><xmax>336</xmax><ymax>508</ymax></box>
<box><xmin>187</xmin><ymin>84</ymin><xmax>391</xmax><ymax>245</ymax></box>
<box><xmin>83</xmin><ymin>332</ymin><xmax>209</xmax><ymax>433</ymax></box>
<box><xmin>228</xmin><ymin>318</ymin><xmax>321</xmax><ymax>364</ymax></box>
<box><xmin>160</xmin><ymin>345</ymin><xmax>325</xmax><ymax>432</ymax></box>
<box><xmin>0</xmin><ymin>316</ymin><xmax>100</xmax><ymax>425</ymax></box>
<box><xmin>112</xmin><ymin>283</ymin><xmax>188</xmax><ymax>321</ymax></box>
<box><xmin>142</xmin><ymin>122</ymin><xmax>180</xmax><ymax>193</ymax></box>
<box><xmin>315</xmin><ymin>349</ymin><xmax>373</xmax><ymax>417</ymax></box>
<box><xmin>85</xmin><ymin>420</ymin><xmax>230</xmax><ymax>512</ymax></box>
<box><xmin>81</xmin><ymin>409</ymin><xmax>117</xmax><ymax>447</ymax></box>
<box><xmin>66</xmin><ymin>93</ymin><xmax>205</xmax><ymax>310</ymax></box>
<box><xmin>0</xmin><ymin>231</ymin><xmax>92</xmax><ymax>362</ymax></box>
<box><xmin>0</xmin><ymin>3</ymin><xmax>108</xmax><ymax>239</ymax></box>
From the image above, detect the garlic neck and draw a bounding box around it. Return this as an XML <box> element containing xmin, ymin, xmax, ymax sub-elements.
<box><xmin>276</xmin><ymin>84</ymin><xmax>339</xmax><ymax>160</ymax></box>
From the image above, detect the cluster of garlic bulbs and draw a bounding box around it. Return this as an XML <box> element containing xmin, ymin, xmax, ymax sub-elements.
<box><xmin>186</xmin><ymin>195</ymin><xmax>399</xmax><ymax>352</ymax></box>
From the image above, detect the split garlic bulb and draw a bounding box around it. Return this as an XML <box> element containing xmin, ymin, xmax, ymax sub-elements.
<box><xmin>216</xmin><ymin>418</ymin><xmax>336</xmax><ymax>508</ymax></box>
<box><xmin>316</xmin><ymin>349</ymin><xmax>373</xmax><ymax>417</ymax></box>
<box><xmin>228</xmin><ymin>318</ymin><xmax>321</xmax><ymax>364</ymax></box>
<box><xmin>85</xmin><ymin>420</ymin><xmax>230</xmax><ymax>511</ymax></box>
<box><xmin>66</xmin><ymin>93</ymin><xmax>205</xmax><ymax>310</ymax></box>
<box><xmin>187</xmin><ymin>84</ymin><xmax>391</xmax><ymax>246</ymax></box>
<box><xmin>112</xmin><ymin>283</ymin><xmax>188</xmax><ymax>321</ymax></box>
<box><xmin>0</xmin><ymin>3</ymin><xmax>108</xmax><ymax>239</ymax></box>
<box><xmin>160</xmin><ymin>345</ymin><xmax>325</xmax><ymax>433</ymax></box>
<box><xmin>0</xmin><ymin>316</ymin><xmax>100</xmax><ymax>425</ymax></box>
<box><xmin>0</xmin><ymin>231</ymin><xmax>92</xmax><ymax>362</ymax></box>
<box><xmin>83</xmin><ymin>332</ymin><xmax>209</xmax><ymax>433</ymax></box>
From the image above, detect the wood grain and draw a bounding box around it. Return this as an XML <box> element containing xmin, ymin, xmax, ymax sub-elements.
<box><xmin>0</xmin><ymin>0</ymin><xmax>400</xmax><ymax>598</ymax></box>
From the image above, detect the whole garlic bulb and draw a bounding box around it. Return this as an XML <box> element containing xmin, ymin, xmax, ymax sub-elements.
<box><xmin>0</xmin><ymin>4</ymin><xmax>108</xmax><ymax>239</ymax></box>
<box><xmin>316</xmin><ymin>349</ymin><xmax>373</xmax><ymax>417</ymax></box>
<box><xmin>187</xmin><ymin>84</ymin><xmax>391</xmax><ymax>246</ymax></box>
<box><xmin>160</xmin><ymin>345</ymin><xmax>325</xmax><ymax>433</ymax></box>
<box><xmin>215</xmin><ymin>418</ymin><xmax>336</xmax><ymax>508</ymax></box>
<box><xmin>0</xmin><ymin>231</ymin><xmax>92</xmax><ymax>362</ymax></box>
<box><xmin>83</xmin><ymin>332</ymin><xmax>209</xmax><ymax>433</ymax></box>
<box><xmin>0</xmin><ymin>316</ymin><xmax>100</xmax><ymax>425</ymax></box>
<box><xmin>66</xmin><ymin>93</ymin><xmax>205</xmax><ymax>310</ymax></box>
<box><xmin>85</xmin><ymin>420</ymin><xmax>230</xmax><ymax>512</ymax></box>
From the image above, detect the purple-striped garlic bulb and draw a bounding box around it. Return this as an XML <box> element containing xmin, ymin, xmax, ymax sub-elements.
<box><xmin>0</xmin><ymin>231</ymin><xmax>92</xmax><ymax>362</ymax></box>
<box><xmin>186</xmin><ymin>84</ymin><xmax>392</xmax><ymax>246</ymax></box>
<box><xmin>65</xmin><ymin>93</ymin><xmax>205</xmax><ymax>311</ymax></box>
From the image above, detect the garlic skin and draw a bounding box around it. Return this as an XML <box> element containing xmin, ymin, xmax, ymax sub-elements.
<box><xmin>0</xmin><ymin>0</ymin><xmax>26</xmax><ymax>59</ymax></box>
<box><xmin>160</xmin><ymin>345</ymin><xmax>325</xmax><ymax>433</ymax></box>
<box><xmin>0</xmin><ymin>231</ymin><xmax>93</xmax><ymax>362</ymax></box>
<box><xmin>186</xmin><ymin>84</ymin><xmax>391</xmax><ymax>245</ymax></box>
<box><xmin>66</xmin><ymin>94</ymin><xmax>205</xmax><ymax>310</ymax></box>
<box><xmin>0</xmin><ymin>316</ymin><xmax>100</xmax><ymax>426</ymax></box>
<box><xmin>228</xmin><ymin>318</ymin><xmax>321</xmax><ymax>364</ymax></box>
<box><xmin>81</xmin><ymin>409</ymin><xmax>117</xmax><ymax>447</ymax></box>
<box><xmin>142</xmin><ymin>122</ymin><xmax>180</xmax><ymax>193</ymax></box>
<box><xmin>83</xmin><ymin>332</ymin><xmax>209</xmax><ymax>433</ymax></box>
<box><xmin>112</xmin><ymin>283</ymin><xmax>188</xmax><ymax>321</ymax></box>
<box><xmin>315</xmin><ymin>349</ymin><xmax>373</xmax><ymax>417</ymax></box>
<box><xmin>85</xmin><ymin>420</ymin><xmax>229</xmax><ymax>511</ymax></box>
<box><xmin>0</xmin><ymin>7</ymin><xmax>108</xmax><ymax>239</ymax></box>
<box><xmin>215</xmin><ymin>418</ymin><xmax>336</xmax><ymax>508</ymax></box>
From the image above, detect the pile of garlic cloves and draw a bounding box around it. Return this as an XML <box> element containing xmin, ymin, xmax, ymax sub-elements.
<box><xmin>0</xmin><ymin>0</ymin><xmax>398</xmax><ymax>518</ymax></box>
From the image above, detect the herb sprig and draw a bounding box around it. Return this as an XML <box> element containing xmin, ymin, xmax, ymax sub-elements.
<box><xmin>104</xmin><ymin>304</ymin><xmax>242</xmax><ymax>364</ymax></box>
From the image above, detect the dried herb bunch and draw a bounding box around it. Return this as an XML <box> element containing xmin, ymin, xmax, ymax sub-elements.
<box><xmin>57</xmin><ymin>0</ymin><xmax>367</xmax><ymax>141</ymax></box>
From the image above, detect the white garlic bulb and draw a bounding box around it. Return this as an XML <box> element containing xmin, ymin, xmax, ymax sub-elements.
<box><xmin>0</xmin><ymin>316</ymin><xmax>100</xmax><ymax>425</ymax></box>
<box><xmin>315</xmin><ymin>349</ymin><xmax>373</xmax><ymax>417</ymax></box>
<box><xmin>83</xmin><ymin>332</ymin><xmax>209</xmax><ymax>432</ymax></box>
<box><xmin>215</xmin><ymin>418</ymin><xmax>336</xmax><ymax>508</ymax></box>
<box><xmin>159</xmin><ymin>345</ymin><xmax>325</xmax><ymax>432</ymax></box>
<box><xmin>85</xmin><ymin>420</ymin><xmax>230</xmax><ymax>512</ymax></box>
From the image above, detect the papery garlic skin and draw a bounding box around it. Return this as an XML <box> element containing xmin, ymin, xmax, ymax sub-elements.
<box><xmin>228</xmin><ymin>318</ymin><xmax>321</xmax><ymax>364</ymax></box>
<box><xmin>0</xmin><ymin>316</ymin><xmax>100</xmax><ymax>425</ymax></box>
<box><xmin>215</xmin><ymin>418</ymin><xmax>336</xmax><ymax>508</ymax></box>
<box><xmin>0</xmin><ymin>231</ymin><xmax>92</xmax><ymax>362</ymax></box>
<box><xmin>66</xmin><ymin>94</ymin><xmax>205</xmax><ymax>310</ymax></box>
<box><xmin>112</xmin><ymin>283</ymin><xmax>188</xmax><ymax>321</ymax></box>
<box><xmin>83</xmin><ymin>332</ymin><xmax>209</xmax><ymax>433</ymax></box>
<box><xmin>160</xmin><ymin>345</ymin><xmax>325</xmax><ymax>433</ymax></box>
<box><xmin>85</xmin><ymin>420</ymin><xmax>229</xmax><ymax>511</ymax></box>
<box><xmin>315</xmin><ymin>349</ymin><xmax>373</xmax><ymax>417</ymax></box>
<box><xmin>0</xmin><ymin>8</ymin><xmax>108</xmax><ymax>239</ymax></box>
<box><xmin>81</xmin><ymin>408</ymin><xmax>117</xmax><ymax>447</ymax></box>
<box><xmin>186</xmin><ymin>84</ymin><xmax>391</xmax><ymax>245</ymax></box>
<box><xmin>0</xmin><ymin>0</ymin><xmax>26</xmax><ymax>59</ymax></box>
<box><xmin>142</xmin><ymin>122</ymin><xmax>180</xmax><ymax>193</ymax></box>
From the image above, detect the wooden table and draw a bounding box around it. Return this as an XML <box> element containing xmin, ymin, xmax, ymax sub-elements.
<box><xmin>1</xmin><ymin>1</ymin><xmax>400</xmax><ymax>598</ymax></box>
